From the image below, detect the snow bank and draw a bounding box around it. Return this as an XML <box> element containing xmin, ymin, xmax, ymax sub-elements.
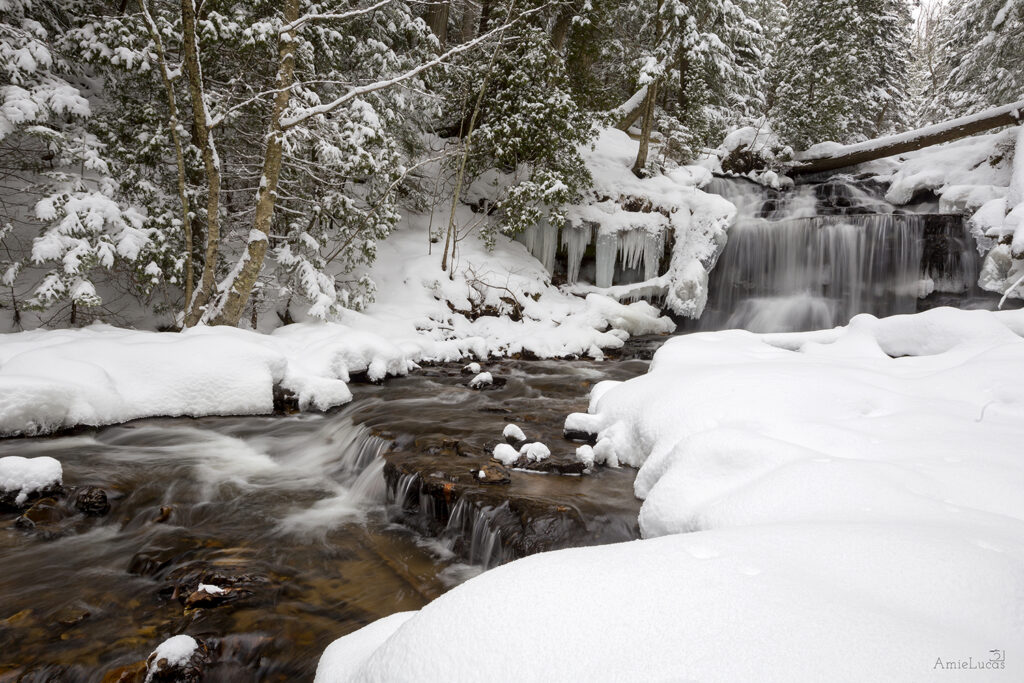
<box><xmin>0</xmin><ymin>209</ymin><xmax>674</xmax><ymax>437</ymax></box>
<box><xmin>319</xmin><ymin>307</ymin><xmax>1024</xmax><ymax>681</ymax></box>
<box><xmin>0</xmin><ymin>455</ymin><xmax>62</xmax><ymax>505</ymax></box>
<box><xmin>0</xmin><ymin>323</ymin><xmax>385</xmax><ymax>436</ymax></box>
<box><xmin>864</xmin><ymin>128</ymin><xmax>1015</xmax><ymax>208</ymax></box>
<box><xmin>345</xmin><ymin>202</ymin><xmax>675</xmax><ymax>362</ymax></box>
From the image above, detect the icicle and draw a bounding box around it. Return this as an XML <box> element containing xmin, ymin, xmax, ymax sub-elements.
<box><xmin>515</xmin><ymin>225</ymin><xmax>537</xmax><ymax>255</ymax></box>
<box><xmin>595</xmin><ymin>231</ymin><xmax>618</xmax><ymax>288</ymax></box>
<box><xmin>537</xmin><ymin>219</ymin><xmax>559</xmax><ymax>273</ymax></box>
<box><xmin>644</xmin><ymin>231</ymin><xmax>664</xmax><ymax>281</ymax></box>
<box><xmin>618</xmin><ymin>230</ymin><xmax>645</xmax><ymax>272</ymax></box>
<box><xmin>561</xmin><ymin>225</ymin><xmax>592</xmax><ymax>284</ymax></box>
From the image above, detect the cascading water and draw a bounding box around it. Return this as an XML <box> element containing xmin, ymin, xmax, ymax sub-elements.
<box><xmin>697</xmin><ymin>176</ymin><xmax>984</xmax><ymax>333</ymax></box>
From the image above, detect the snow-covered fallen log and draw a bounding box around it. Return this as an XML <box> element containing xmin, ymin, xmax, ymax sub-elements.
<box><xmin>793</xmin><ymin>99</ymin><xmax>1024</xmax><ymax>175</ymax></box>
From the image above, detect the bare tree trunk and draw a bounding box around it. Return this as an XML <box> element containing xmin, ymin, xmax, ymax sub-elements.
<box><xmin>459</xmin><ymin>0</ymin><xmax>479</xmax><ymax>41</ymax></box>
<box><xmin>478</xmin><ymin>0</ymin><xmax>492</xmax><ymax>35</ymax></box>
<box><xmin>426</xmin><ymin>0</ymin><xmax>450</xmax><ymax>45</ymax></box>
<box><xmin>632</xmin><ymin>78</ymin><xmax>658</xmax><ymax>176</ymax></box>
<box><xmin>139</xmin><ymin>0</ymin><xmax>193</xmax><ymax>320</ymax></box>
<box><xmin>441</xmin><ymin>1</ymin><xmax>513</xmax><ymax>272</ymax></box>
<box><xmin>209</xmin><ymin>0</ymin><xmax>300</xmax><ymax>327</ymax></box>
<box><xmin>550</xmin><ymin>6</ymin><xmax>572</xmax><ymax>51</ymax></box>
<box><xmin>181</xmin><ymin>0</ymin><xmax>222</xmax><ymax>327</ymax></box>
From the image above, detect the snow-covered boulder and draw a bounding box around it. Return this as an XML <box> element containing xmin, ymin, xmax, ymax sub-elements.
<box><xmin>0</xmin><ymin>455</ymin><xmax>62</xmax><ymax>509</ymax></box>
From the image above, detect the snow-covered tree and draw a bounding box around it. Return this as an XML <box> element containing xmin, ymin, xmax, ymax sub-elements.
<box><xmin>773</xmin><ymin>0</ymin><xmax>911</xmax><ymax>148</ymax></box>
<box><xmin>446</xmin><ymin>24</ymin><xmax>596</xmax><ymax>239</ymax></box>
<box><xmin>612</xmin><ymin>0</ymin><xmax>766</xmax><ymax>170</ymax></box>
<box><xmin>919</xmin><ymin>0</ymin><xmax>1024</xmax><ymax>124</ymax></box>
<box><xmin>1</xmin><ymin>0</ymin><xmax>153</xmax><ymax>325</ymax></box>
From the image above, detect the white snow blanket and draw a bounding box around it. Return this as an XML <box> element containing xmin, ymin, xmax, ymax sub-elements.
<box><xmin>318</xmin><ymin>307</ymin><xmax>1024</xmax><ymax>682</ymax></box>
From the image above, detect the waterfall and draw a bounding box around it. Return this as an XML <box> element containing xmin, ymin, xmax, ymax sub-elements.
<box><xmin>698</xmin><ymin>177</ymin><xmax>983</xmax><ymax>333</ymax></box>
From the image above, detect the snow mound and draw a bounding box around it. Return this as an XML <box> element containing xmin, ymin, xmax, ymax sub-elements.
<box><xmin>517</xmin><ymin>442</ymin><xmax>550</xmax><ymax>462</ymax></box>
<box><xmin>319</xmin><ymin>307</ymin><xmax>1024</xmax><ymax>681</ymax></box>
<box><xmin>492</xmin><ymin>443</ymin><xmax>520</xmax><ymax>466</ymax></box>
<box><xmin>502</xmin><ymin>423</ymin><xmax>526</xmax><ymax>442</ymax></box>
<box><xmin>0</xmin><ymin>455</ymin><xmax>62</xmax><ymax>505</ymax></box>
<box><xmin>468</xmin><ymin>372</ymin><xmax>493</xmax><ymax>389</ymax></box>
<box><xmin>146</xmin><ymin>634</ymin><xmax>198</xmax><ymax>682</ymax></box>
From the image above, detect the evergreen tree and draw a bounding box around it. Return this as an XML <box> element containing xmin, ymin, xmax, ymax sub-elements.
<box><xmin>773</xmin><ymin>0</ymin><xmax>911</xmax><ymax>148</ymax></box>
<box><xmin>1</xmin><ymin>0</ymin><xmax>154</xmax><ymax>324</ymax></box>
<box><xmin>919</xmin><ymin>0</ymin><xmax>1024</xmax><ymax>124</ymax></box>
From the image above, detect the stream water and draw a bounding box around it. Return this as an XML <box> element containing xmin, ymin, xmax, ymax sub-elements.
<box><xmin>0</xmin><ymin>348</ymin><xmax>653</xmax><ymax>681</ymax></box>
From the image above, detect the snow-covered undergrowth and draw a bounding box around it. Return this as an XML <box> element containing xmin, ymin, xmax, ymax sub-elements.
<box><xmin>317</xmin><ymin>307</ymin><xmax>1024</xmax><ymax>681</ymax></box>
<box><xmin>522</xmin><ymin>129</ymin><xmax>735</xmax><ymax>318</ymax></box>
<box><xmin>863</xmin><ymin>126</ymin><xmax>1024</xmax><ymax>300</ymax></box>
<box><xmin>0</xmin><ymin>216</ymin><xmax>671</xmax><ymax>437</ymax></box>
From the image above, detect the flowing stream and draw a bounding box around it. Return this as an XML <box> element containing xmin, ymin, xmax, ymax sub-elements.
<box><xmin>0</xmin><ymin>350</ymin><xmax>652</xmax><ymax>681</ymax></box>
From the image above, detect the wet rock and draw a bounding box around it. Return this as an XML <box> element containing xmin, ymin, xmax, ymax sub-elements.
<box><xmin>14</xmin><ymin>497</ymin><xmax>65</xmax><ymax>529</ymax></box>
<box><xmin>55</xmin><ymin>606</ymin><xmax>91</xmax><ymax>627</ymax></box>
<box><xmin>517</xmin><ymin>458</ymin><xmax>587</xmax><ymax>476</ymax></box>
<box><xmin>163</xmin><ymin>562</ymin><xmax>265</xmax><ymax>605</ymax></box>
<box><xmin>474</xmin><ymin>461</ymin><xmax>511</xmax><ymax>485</ymax></box>
<box><xmin>562</xmin><ymin>428</ymin><xmax>597</xmax><ymax>445</ymax></box>
<box><xmin>440</xmin><ymin>438</ymin><xmax>469</xmax><ymax>457</ymax></box>
<box><xmin>101</xmin><ymin>661</ymin><xmax>147</xmax><ymax>683</ymax></box>
<box><xmin>272</xmin><ymin>384</ymin><xmax>300</xmax><ymax>414</ymax></box>
<box><xmin>74</xmin><ymin>486</ymin><xmax>111</xmax><ymax>516</ymax></box>
<box><xmin>184</xmin><ymin>584</ymin><xmax>236</xmax><ymax>609</ymax></box>
<box><xmin>155</xmin><ymin>505</ymin><xmax>174</xmax><ymax>523</ymax></box>
<box><xmin>0</xmin><ymin>483</ymin><xmax>64</xmax><ymax>513</ymax></box>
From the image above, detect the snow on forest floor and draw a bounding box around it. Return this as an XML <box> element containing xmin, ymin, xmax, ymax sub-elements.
<box><xmin>0</xmin><ymin>219</ymin><xmax>672</xmax><ymax>437</ymax></box>
<box><xmin>317</xmin><ymin>306</ymin><xmax>1024</xmax><ymax>682</ymax></box>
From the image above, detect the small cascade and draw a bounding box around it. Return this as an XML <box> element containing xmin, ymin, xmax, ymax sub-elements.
<box><xmin>442</xmin><ymin>499</ymin><xmax>507</xmax><ymax>569</ymax></box>
<box><xmin>698</xmin><ymin>176</ymin><xmax>985</xmax><ymax>333</ymax></box>
<box><xmin>392</xmin><ymin>472</ymin><xmax>421</xmax><ymax>507</ymax></box>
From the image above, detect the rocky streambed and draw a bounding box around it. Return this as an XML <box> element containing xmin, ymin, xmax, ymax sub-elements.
<box><xmin>0</xmin><ymin>337</ymin><xmax>664</xmax><ymax>681</ymax></box>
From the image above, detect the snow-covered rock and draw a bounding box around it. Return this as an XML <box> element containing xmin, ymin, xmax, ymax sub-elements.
<box><xmin>145</xmin><ymin>634</ymin><xmax>205</xmax><ymax>683</ymax></box>
<box><xmin>0</xmin><ymin>455</ymin><xmax>62</xmax><ymax>507</ymax></box>
<box><xmin>468</xmin><ymin>372</ymin><xmax>493</xmax><ymax>389</ymax></box>
<box><xmin>502</xmin><ymin>423</ymin><xmax>527</xmax><ymax>444</ymax></box>
<box><xmin>517</xmin><ymin>442</ymin><xmax>550</xmax><ymax>463</ymax></box>
<box><xmin>491</xmin><ymin>443</ymin><xmax>520</xmax><ymax>466</ymax></box>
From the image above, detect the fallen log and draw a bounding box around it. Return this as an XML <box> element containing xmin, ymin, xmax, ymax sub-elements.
<box><xmin>792</xmin><ymin>99</ymin><xmax>1024</xmax><ymax>175</ymax></box>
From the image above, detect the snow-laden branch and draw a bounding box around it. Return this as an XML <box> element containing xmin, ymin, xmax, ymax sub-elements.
<box><xmin>280</xmin><ymin>19</ymin><xmax>515</xmax><ymax>130</ymax></box>
<box><xmin>280</xmin><ymin>0</ymin><xmax>394</xmax><ymax>34</ymax></box>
